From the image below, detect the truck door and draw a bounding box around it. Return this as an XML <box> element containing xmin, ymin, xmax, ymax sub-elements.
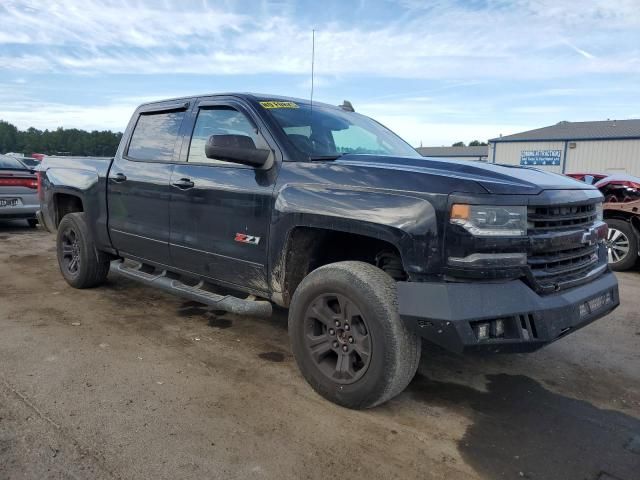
<box><xmin>168</xmin><ymin>98</ymin><xmax>279</xmax><ymax>294</ymax></box>
<box><xmin>108</xmin><ymin>102</ymin><xmax>188</xmax><ymax>265</ymax></box>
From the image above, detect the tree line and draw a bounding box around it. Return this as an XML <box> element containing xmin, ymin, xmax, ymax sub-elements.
<box><xmin>451</xmin><ymin>140</ymin><xmax>488</xmax><ymax>147</ymax></box>
<box><xmin>0</xmin><ymin>120</ymin><xmax>122</xmax><ymax>157</ymax></box>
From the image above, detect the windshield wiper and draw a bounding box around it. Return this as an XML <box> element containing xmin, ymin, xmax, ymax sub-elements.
<box><xmin>309</xmin><ymin>154</ymin><xmax>343</xmax><ymax>161</ymax></box>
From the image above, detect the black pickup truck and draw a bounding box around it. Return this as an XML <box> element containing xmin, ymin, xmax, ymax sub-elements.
<box><xmin>38</xmin><ymin>93</ymin><xmax>619</xmax><ymax>408</ymax></box>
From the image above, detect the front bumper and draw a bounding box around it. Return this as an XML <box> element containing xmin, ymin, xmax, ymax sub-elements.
<box><xmin>397</xmin><ymin>271</ymin><xmax>619</xmax><ymax>353</ymax></box>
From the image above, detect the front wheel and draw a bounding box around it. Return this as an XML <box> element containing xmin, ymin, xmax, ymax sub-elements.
<box><xmin>288</xmin><ymin>261</ymin><xmax>421</xmax><ymax>409</ymax></box>
<box><xmin>56</xmin><ymin>212</ymin><xmax>110</xmax><ymax>288</ymax></box>
<box><xmin>605</xmin><ymin>219</ymin><xmax>638</xmax><ymax>271</ymax></box>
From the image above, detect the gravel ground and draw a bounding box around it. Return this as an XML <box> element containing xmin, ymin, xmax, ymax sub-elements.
<box><xmin>1</xmin><ymin>220</ymin><xmax>639</xmax><ymax>480</ymax></box>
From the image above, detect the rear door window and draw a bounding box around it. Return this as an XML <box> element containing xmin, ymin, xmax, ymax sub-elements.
<box><xmin>127</xmin><ymin>111</ymin><xmax>185</xmax><ymax>162</ymax></box>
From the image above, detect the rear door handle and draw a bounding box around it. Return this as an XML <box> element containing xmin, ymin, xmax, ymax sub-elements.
<box><xmin>112</xmin><ymin>173</ymin><xmax>127</xmax><ymax>183</ymax></box>
<box><xmin>172</xmin><ymin>178</ymin><xmax>195</xmax><ymax>189</ymax></box>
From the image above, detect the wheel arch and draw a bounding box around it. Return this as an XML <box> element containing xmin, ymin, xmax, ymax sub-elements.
<box><xmin>273</xmin><ymin>225</ymin><xmax>410</xmax><ymax>307</ymax></box>
<box><xmin>269</xmin><ymin>185</ymin><xmax>441</xmax><ymax>306</ymax></box>
<box><xmin>53</xmin><ymin>192</ymin><xmax>84</xmax><ymax>227</ymax></box>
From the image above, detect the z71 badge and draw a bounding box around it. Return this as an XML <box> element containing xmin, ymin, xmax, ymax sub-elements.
<box><xmin>235</xmin><ymin>233</ymin><xmax>261</xmax><ymax>245</ymax></box>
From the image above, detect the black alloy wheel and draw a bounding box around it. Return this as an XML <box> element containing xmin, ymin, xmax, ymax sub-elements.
<box><xmin>303</xmin><ymin>293</ymin><xmax>372</xmax><ymax>384</ymax></box>
<box><xmin>60</xmin><ymin>226</ymin><xmax>81</xmax><ymax>276</ymax></box>
<box><xmin>56</xmin><ymin>212</ymin><xmax>110</xmax><ymax>288</ymax></box>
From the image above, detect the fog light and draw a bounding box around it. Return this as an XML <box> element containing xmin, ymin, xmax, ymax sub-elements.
<box><xmin>493</xmin><ymin>319</ymin><xmax>505</xmax><ymax>337</ymax></box>
<box><xmin>474</xmin><ymin>322</ymin><xmax>490</xmax><ymax>340</ymax></box>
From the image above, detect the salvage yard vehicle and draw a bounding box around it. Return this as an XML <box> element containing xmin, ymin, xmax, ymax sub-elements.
<box><xmin>37</xmin><ymin>94</ymin><xmax>619</xmax><ymax>408</ymax></box>
<box><xmin>0</xmin><ymin>154</ymin><xmax>39</xmax><ymax>227</ymax></box>
<box><xmin>567</xmin><ymin>172</ymin><xmax>640</xmax><ymax>271</ymax></box>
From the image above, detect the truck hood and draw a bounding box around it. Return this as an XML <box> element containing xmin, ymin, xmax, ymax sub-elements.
<box><xmin>335</xmin><ymin>154</ymin><xmax>594</xmax><ymax>195</ymax></box>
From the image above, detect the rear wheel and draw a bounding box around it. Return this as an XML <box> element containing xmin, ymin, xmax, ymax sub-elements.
<box><xmin>56</xmin><ymin>212</ymin><xmax>110</xmax><ymax>288</ymax></box>
<box><xmin>288</xmin><ymin>261</ymin><xmax>421</xmax><ymax>409</ymax></box>
<box><xmin>605</xmin><ymin>219</ymin><xmax>638</xmax><ymax>271</ymax></box>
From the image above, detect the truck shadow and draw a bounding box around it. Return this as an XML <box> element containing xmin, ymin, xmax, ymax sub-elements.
<box><xmin>0</xmin><ymin>219</ymin><xmax>39</xmax><ymax>236</ymax></box>
<box><xmin>408</xmin><ymin>372</ymin><xmax>640</xmax><ymax>480</ymax></box>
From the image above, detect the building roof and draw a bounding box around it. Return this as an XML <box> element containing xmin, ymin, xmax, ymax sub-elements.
<box><xmin>490</xmin><ymin>119</ymin><xmax>640</xmax><ymax>142</ymax></box>
<box><xmin>416</xmin><ymin>146</ymin><xmax>488</xmax><ymax>157</ymax></box>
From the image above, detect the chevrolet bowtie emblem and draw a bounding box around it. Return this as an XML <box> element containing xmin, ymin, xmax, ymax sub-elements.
<box><xmin>582</xmin><ymin>227</ymin><xmax>598</xmax><ymax>246</ymax></box>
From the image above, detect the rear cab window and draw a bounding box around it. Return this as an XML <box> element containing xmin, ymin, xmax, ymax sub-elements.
<box><xmin>127</xmin><ymin>111</ymin><xmax>185</xmax><ymax>161</ymax></box>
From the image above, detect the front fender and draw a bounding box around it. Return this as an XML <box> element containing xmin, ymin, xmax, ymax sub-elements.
<box><xmin>269</xmin><ymin>184</ymin><xmax>442</xmax><ymax>289</ymax></box>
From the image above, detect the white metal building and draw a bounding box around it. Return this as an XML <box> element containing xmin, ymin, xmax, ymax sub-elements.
<box><xmin>488</xmin><ymin>119</ymin><xmax>640</xmax><ymax>176</ymax></box>
<box><xmin>417</xmin><ymin>146</ymin><xmax>488</xmax><ymax>162</ymax></box>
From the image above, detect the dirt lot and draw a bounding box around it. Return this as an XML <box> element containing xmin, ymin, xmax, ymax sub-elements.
<box><xmin>1</xmin><ymin>221</ymin><xmax>639</xmax><ymax>480</ymax></box>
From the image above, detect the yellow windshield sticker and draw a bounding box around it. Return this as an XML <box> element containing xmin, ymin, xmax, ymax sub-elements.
<box><xmin>259</xmin><ymin>101</ymin><xmax>299</xmax><ymax>109</ymax></box>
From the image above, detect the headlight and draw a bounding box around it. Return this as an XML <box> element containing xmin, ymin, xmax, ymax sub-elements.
<box><xmin>450</xmin><ymin>204</ymin><xmax>527</xmax><ymax>237</ymax></box>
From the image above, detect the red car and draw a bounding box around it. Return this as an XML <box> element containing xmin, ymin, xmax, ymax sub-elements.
<box><xmin>567</xmin><ymin>172</ymin><xmax>640</xmax><ymax>271</ymax></box>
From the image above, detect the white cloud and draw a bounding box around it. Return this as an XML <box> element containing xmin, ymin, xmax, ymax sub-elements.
<box><xmin>371</xmin><ymin>114</ymin><xmax>532</xmax><ymax>147</ymax></box>
<box><xmin>0</xmin><ymin>100</ymin><xmax>135</xmax><ymax>131</ymax></box>
<box><xmin>563</xmin><ymin>41</ymin><xmax>596</xmax><ymax>60</ymax></box>
<box><xmin>1</xmin><ymin>0</ymin><xmax>638</xmax><ymax>142</ymax></box>
<box><xmin>357</xmin><ymin>98</ymin><xmax>533</xmax><ymax>146</ymax></box>
<box><xmin>0</xmin><ymin>0</ymin><xmax>638</xmax><ymax>78</ymax></box>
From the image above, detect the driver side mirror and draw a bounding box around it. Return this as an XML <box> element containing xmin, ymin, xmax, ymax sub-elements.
<box><xmin>205</xmin><ymin>134</ymin><xmax>271</xmax><ymax>168</ymax></box>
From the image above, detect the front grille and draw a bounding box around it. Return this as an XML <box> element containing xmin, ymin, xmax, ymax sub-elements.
<box><xmin>527</xmin><ymin>202</ymin><xmax>602</xmax><ymax>291</ymax></box>
<box><xmin>527</xmin><ymin>203</ymin><xmax>597</xmax><ymax>231</ymax></box>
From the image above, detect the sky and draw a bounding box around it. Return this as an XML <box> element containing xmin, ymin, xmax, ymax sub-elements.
<box><xmin>1</xmin><ymin>0</ymin><xmax>639</xmax><ymax>147</ymax></box>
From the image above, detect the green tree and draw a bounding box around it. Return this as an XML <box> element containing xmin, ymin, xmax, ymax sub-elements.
<box><xmin>452</xmin><ymin>141</ymin><xmax>465</xmax><ymax>147</ymax></box>
<box><xmin>0</xmin><ymin>120</ymin><xmax>122</xmax><ymax>157</ymax></box>
<box><xmin>0</xmin><ymin>120</ymin><xmax>19</xmax><ymax>152</ymax></box>
<box><xmin>469</xmin><ymin>140</ymin><xmax>488</xmax><ymax>146</ymax></box>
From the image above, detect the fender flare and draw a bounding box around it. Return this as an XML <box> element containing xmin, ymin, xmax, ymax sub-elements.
<box><xmin>268</xmin><ymin>184</ymin><xmax>441</xmax><ymax>303</ymax></box>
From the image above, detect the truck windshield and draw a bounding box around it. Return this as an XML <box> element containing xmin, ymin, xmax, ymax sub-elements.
<box><xmin>266</xmin><ymin>103</ymin><xmax>421</xmax><ymax>159</ymax></box>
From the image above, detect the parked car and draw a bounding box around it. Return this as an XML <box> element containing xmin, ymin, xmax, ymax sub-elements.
<box><xmin>566</xmin><ymin>172</ymin><xmax>609</xmax><ymax>185</ymax></box>
<box><xmin>38</xmin><ymin>94</ymin><xmax>619</xmax><ymax>408</ymax></box>
<box><xmin>0</xmin><ymin>154</ymin><xmax>39</xmax><ymax>227</ymax></box>
<box><xmin>567</xmin><ymin>172</ymin><xmax>640</xmax><ymax>271</ymax></box>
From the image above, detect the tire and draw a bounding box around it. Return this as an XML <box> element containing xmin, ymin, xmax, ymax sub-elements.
<box><xmin>605</xmin><ymin>219</ymin><xmax>638</xmax><ymax>271</ymax></box>
<box><xmin>27</xmin><ymin>218</ymin><xmax>38</xmax><ymax>228</ymax></box>
<box><xmin>56</xmin><ymin>212</ymin><xmax>110</xmax><ymax>288</ymax></box>
<box><xmin>288</xmin><ymin>261</ymin><xmax>421</xmax><ymax>409</ymax></box>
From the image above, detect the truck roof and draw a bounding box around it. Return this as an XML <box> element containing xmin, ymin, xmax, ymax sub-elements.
<box><xmin>137</xmin><ymin>93</ymin><xmax>340</xmax><ymax>111</ymax></box>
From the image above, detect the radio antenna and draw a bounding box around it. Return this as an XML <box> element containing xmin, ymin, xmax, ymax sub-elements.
<box><xmin>310</xmin><ymin>29</ymin><xmax>315</xmax><ymax>112</ymax></box>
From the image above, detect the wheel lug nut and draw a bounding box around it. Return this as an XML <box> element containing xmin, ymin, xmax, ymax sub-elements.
<box><xmin>344</xmin><ymin>324</ymin><xmax>350</xmax><ymax>331</ymax></box>
<box><xmin>348</xmin><ymin>337</ymin><xmax>354</xmax><ymax>343</ymax></box>
<box><xmin>334</xmin><ymin>320</ymin><xmax>340</xmax><ymax>327</ymax></box>
<box><xmin>342</xmin><ymin>345</ymin><xmax>348</xmax><ymax>352</ymax></box>
<box><xmin>333</xmin><ymin>341</ymin><xmax>339</xmax><ymax>348</ymax></box>
<box><xmin>329</xmin><ymin>328</ymin><xmax>335</xmax><ymax>335</ymax></box>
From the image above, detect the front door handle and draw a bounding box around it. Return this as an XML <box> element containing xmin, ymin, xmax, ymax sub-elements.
<box><xmin>112</xmin><ymin>173</ymin><xmax>127</xmax><ymax>183</ymax></box>
<box><xmin>172</xmin><ymin>178</ymin><xmax>195</xmax><ymax>189</ymax></box>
